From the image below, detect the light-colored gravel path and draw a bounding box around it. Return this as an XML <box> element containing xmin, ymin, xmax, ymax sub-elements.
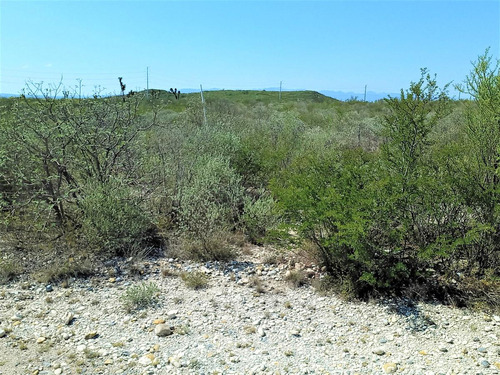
<box><xmin>0</xmin><ymin>253</ymin><xmax>499</xmax><ymax>375</ymax></box>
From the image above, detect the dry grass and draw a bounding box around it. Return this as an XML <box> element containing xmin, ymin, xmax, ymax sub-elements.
<box><xmin>0</xmin><ymin>259</ymin><xmax>22</xmax><ymax>284</ymax></box>
<box><xmin>285</xmin><ymin>270</ymin><xmax>307</xmax><ymax>288</ymax></box>
<box><xmin>180</xmin><ymin>271</ymin><xmax>209</xmax><ymax>290</ymax></box>
<box><xmin>249</xmin><ymin>276</ymin><xmax>266</xmax><ymax>294</ymax></box>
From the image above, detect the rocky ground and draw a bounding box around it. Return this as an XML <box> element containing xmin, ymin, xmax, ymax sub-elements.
<box><xmin>0</xmin><ymin>247</ymin><xmax>499</xmax><ymax>375</ymax></box>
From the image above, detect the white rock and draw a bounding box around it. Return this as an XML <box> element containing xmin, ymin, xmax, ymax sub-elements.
<box><xmin>138</xmin><ymin>355</ymin><xmax>152</xmax><ymax>366</ymax></box>
<box><xmin>155</xmin><ymin>324</ymin><xmax>173</xmax><ymax>337</ymax></box>
<box><xmin>258</xmin><ymin>327</ymin><xmax>266</xmax><ymax>337</ymax></box>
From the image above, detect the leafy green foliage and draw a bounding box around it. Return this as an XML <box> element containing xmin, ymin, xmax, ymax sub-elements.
<box><xmin>79</xmin><ymin>178</ymin><xmax>152</xmax><ymax>255</ymax></box>
<box><xmin>0</xmin><ymin>53</ymin><xmax>499</xmax><ymax>306</ymax></box>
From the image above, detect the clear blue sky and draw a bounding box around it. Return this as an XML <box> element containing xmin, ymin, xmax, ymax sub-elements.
<box><xmin>1</xmin><ymin>0</ymin><xmax>499</xmax><ymax>97</ymax></box>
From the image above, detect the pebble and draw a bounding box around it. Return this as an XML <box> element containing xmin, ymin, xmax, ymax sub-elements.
<box><xmin>84</xmin><ymin>331</ymin><xmax>98</xmax><ymax>339</ymax></box>
<box><xmin>138</xmin><ymin>355</ymin><xmax>153</xmax><ymax>366</ymax></box>
<box><xmin>63</xmin><ymin>312</ymin><xmax>74</xmax><ymax>325</ymax></box>
<box><xmin>0</xmin><ymin>256</ymin><xmax>497</xmax><ymax>375</ymax></box>
<box><xmin>155</xmin><ymin>324</ymin><xmax>173</xmax><ymax>337</ymax></box>
<box><xmin>481</xmin><ymin>360</ymin><xmax>490</xmax><ymax>368</ymax></box>
<box><xmin>383</xmin><ymin>362</ymin><xmax>398</xmax><ymax>373</ymax></box>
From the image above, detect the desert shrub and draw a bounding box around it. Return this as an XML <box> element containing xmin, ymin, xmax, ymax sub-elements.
<box><xmin>34</xmin><ymin>255</ymin><xmax>94</xmax><ymax>284</ymax></box>
<box><xmin>180</xmin><ymin>271</ymin><xmax>209</xmax><ymax>289</ymax></box>
<box><xmin>272</xmin><ymin>147</ymin><xmax>378</xmax><ymax>293</ymax></box>
<box><xmin>79</xmin><ymin>178</ymin><xmax>152</xmax><ymax>255</ymax></box>
<box><xmin>284</xmin><ymin>270</ymin><xmax>308</xmax><ymax>288</ymax></box>
<box><xmin>0</xmin><ymin>259</ymin><xmax>22</xmax><ymax>284</ymax></box>
<box><xmin>175</xmin><ymin>155</ymin><xmax>243</xmax><ymax>257</ymax></box>
<box><xmin>454</xmin><ymin>49</ymin><xmax>500</xmax><ymax>275</ymax></box>
<box><xmin>240</xmin><ymin>191</ymin><xmax>279</xmax><ymax>244</ymax></box>
<box><xmin>120</xmin><ymin>282</ymin><xmax>160</xmax><ymax>312</ymax></box>
<box><xmin>172</xmin><ymin>231</ymin><xmax>236</xmax><ymax>262</ymax></box>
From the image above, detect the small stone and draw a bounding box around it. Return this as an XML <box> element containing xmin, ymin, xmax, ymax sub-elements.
<box><xmin>438</xmin><ymin>346</ymin><xmax>448</xmax><ymax>353</ymax></box>
<box><xmin>36</xmin><ymin>337</ymin><xmax>46</xmax><ymax>344</ymax></box>
<box><xmin>419</xmin><ymin>350</ymin><xmax>428</xmax><ymax>356</ymax></box>
<box><xmin>10</xmin><ymin>314</ymin><xmax>22</xmax><ymax>321</ymax></box>
<box><xmin>290</xmin><ymin>329</ymin><xmax>301</xmax><ymax>337</ymax></box>
<box><xmin>382</xmin><ymin>362</ymin><xmax>398</xmax><ymax>374</ymax></box>
<box><xmin>76</xmin><ymin>344</ymin><xmax>86</xmax><ymax>352</ymax></box>
<box><xmin>484</xmin><ymin>316</ymin><xmax>492</xmax><ymax>322</ymax></box>
<box><xmin>84</xmin><ymin>331</ymin><xmax>98</xmax><ymax>340</ymax></box>
<box><xmin>0</xmin><ymin>329</ymin><xmax>6</xmax><ymax>338</ymax></box>
<box><xmin>104</xmin><ymin>358</ymin><xmax>113</xmax><ymax>365</ymax></box>
<box><xmin>373</xmin><ymin>348</ymin><xmax>386</xmax><ymax>356</ymax></box>
<box><xmin>494</xmin><ymin>362</ymin><xmax>500</xmax><ymax>370</ymax></box>
<box><xmin>108</xmin><ymin>277</ymin><xmax>116</xmax><ymax>283</ymax></box>
<box><xmin>478</xmin><ymin>347</ymin><xmax>487</xmax><ymax>353</ymax></box>
<box><xmin>138</xmin><ymin>355</ymin><xmax>153</xmax><ymax>366</ymax></box>
<box><xmin>484</xmin><ymin>326</ymin><xmax>493</xmax><ymax>332</ymax></box>
<box><xmin>153</xmin><ymin>318</ymin><xmax>165</xmax><ymax>325</ymax></box>
<box><xmin>54</xmin><ymin>369</ymin><xmax>62</xmax><ymax>375</ymax></box>
<box><xmin>155</xmin><ymin>324</ymin><xmax>173</xmax><ymax>337</ymax></box>
<box><xmin>168</xmin><ymin>355</ymin><xmax>182</xmax><ymax>368</ymax></box>
<box><xmin>167</xmin><ymin>310</ymin><xmax>178</xmax><ymax>319</ymax></box>
<box><xmin>493</xmin><ymin>315</ymin><xmax>500</xmax><ymax>322</ymax></box>
<box><xmin>46</xmin><ymin>284</ymin><xmax>53</xmax><ymax>292</ymax></box>
<box><xmin>258</xmin><ymin>327</ymin><xmax>266</xmax><ymax>337</ymax></box>
<box><xmin>64</xmin><ymin>312</ymin><xmax>74</xmax><ymax>325</ymax></box>
<box><xmin>481</xmin><ymin>360</ymin><xmax>490</xmax><ymax>368</ymax></box>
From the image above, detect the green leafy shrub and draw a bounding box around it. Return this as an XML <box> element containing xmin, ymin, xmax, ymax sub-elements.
<box><xmin>79</xmin><ymin>178</ymin><xmax>152</xmax><ymax>255</ymax></box>
<box><xmin>272</xmin><ymin>147</ymin><xmax>377</xmax><ymax>293</ymax></box>
<box><xmin>240</xmin><ymin>191</ymin><xmax>278</xmax><ymax>243</ymax></box>
<box><xmin>175</xmin><ymin>155</ymin><xmax>243</xmax><ymax>259</ymax></box>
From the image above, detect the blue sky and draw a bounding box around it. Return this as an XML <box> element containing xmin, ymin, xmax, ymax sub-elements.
<box><xmin>1</xmin><ymin>0</ymin><xmax>499</xmax><ymax>97</ymax></box>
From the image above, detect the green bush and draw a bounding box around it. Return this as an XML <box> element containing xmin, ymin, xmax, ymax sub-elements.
<box><xmin>79</xmin><ymin>178</ymin><xmax>152</xmax><ymax>255</ymax></box>
<box><xmin>240</xmin><ymin>191</ymin><xmax>279</xmax><ymax>244</ymax></box>
<box><xmin>271</xmin><ymin>147</ymin><xmax>377</xmax><ymax>293</ymax></box>
<box><xmin>175</xmin><ymin>155</ymin><xmax>243</xmax><ymax>257</ymax></box>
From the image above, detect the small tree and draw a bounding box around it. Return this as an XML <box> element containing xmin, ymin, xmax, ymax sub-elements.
<box><xmin>0</xmin><ymin>80</ymin><xmax>158</xmax><ymax>253</ymax></box>
<box><xmin>380</xmin><ymin>69</ymin><xmax>450</xmax><ymax>257</ymax></box>
<box><xmin>456</xmin><ymin>48</ymin><xmax>500</xmax><ymax>274</ymax></box>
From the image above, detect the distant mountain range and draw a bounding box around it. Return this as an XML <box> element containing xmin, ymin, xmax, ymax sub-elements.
<box><xmin>0</xmin><ymin>89</ymin><xmax>398</xmax><ymax>102</ymax></box>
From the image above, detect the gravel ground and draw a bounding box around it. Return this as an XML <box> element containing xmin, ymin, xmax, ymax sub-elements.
<box><xmin>0</xmin><ymin>251</ymin><xmax>499</xmax><ymax>375</ymax></box>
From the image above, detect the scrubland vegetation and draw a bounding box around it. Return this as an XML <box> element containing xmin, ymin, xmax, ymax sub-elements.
<box><xmin>0</xmin><ymin>50</ymin><xmax>499</xmax><ymax>308</ymax></box>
